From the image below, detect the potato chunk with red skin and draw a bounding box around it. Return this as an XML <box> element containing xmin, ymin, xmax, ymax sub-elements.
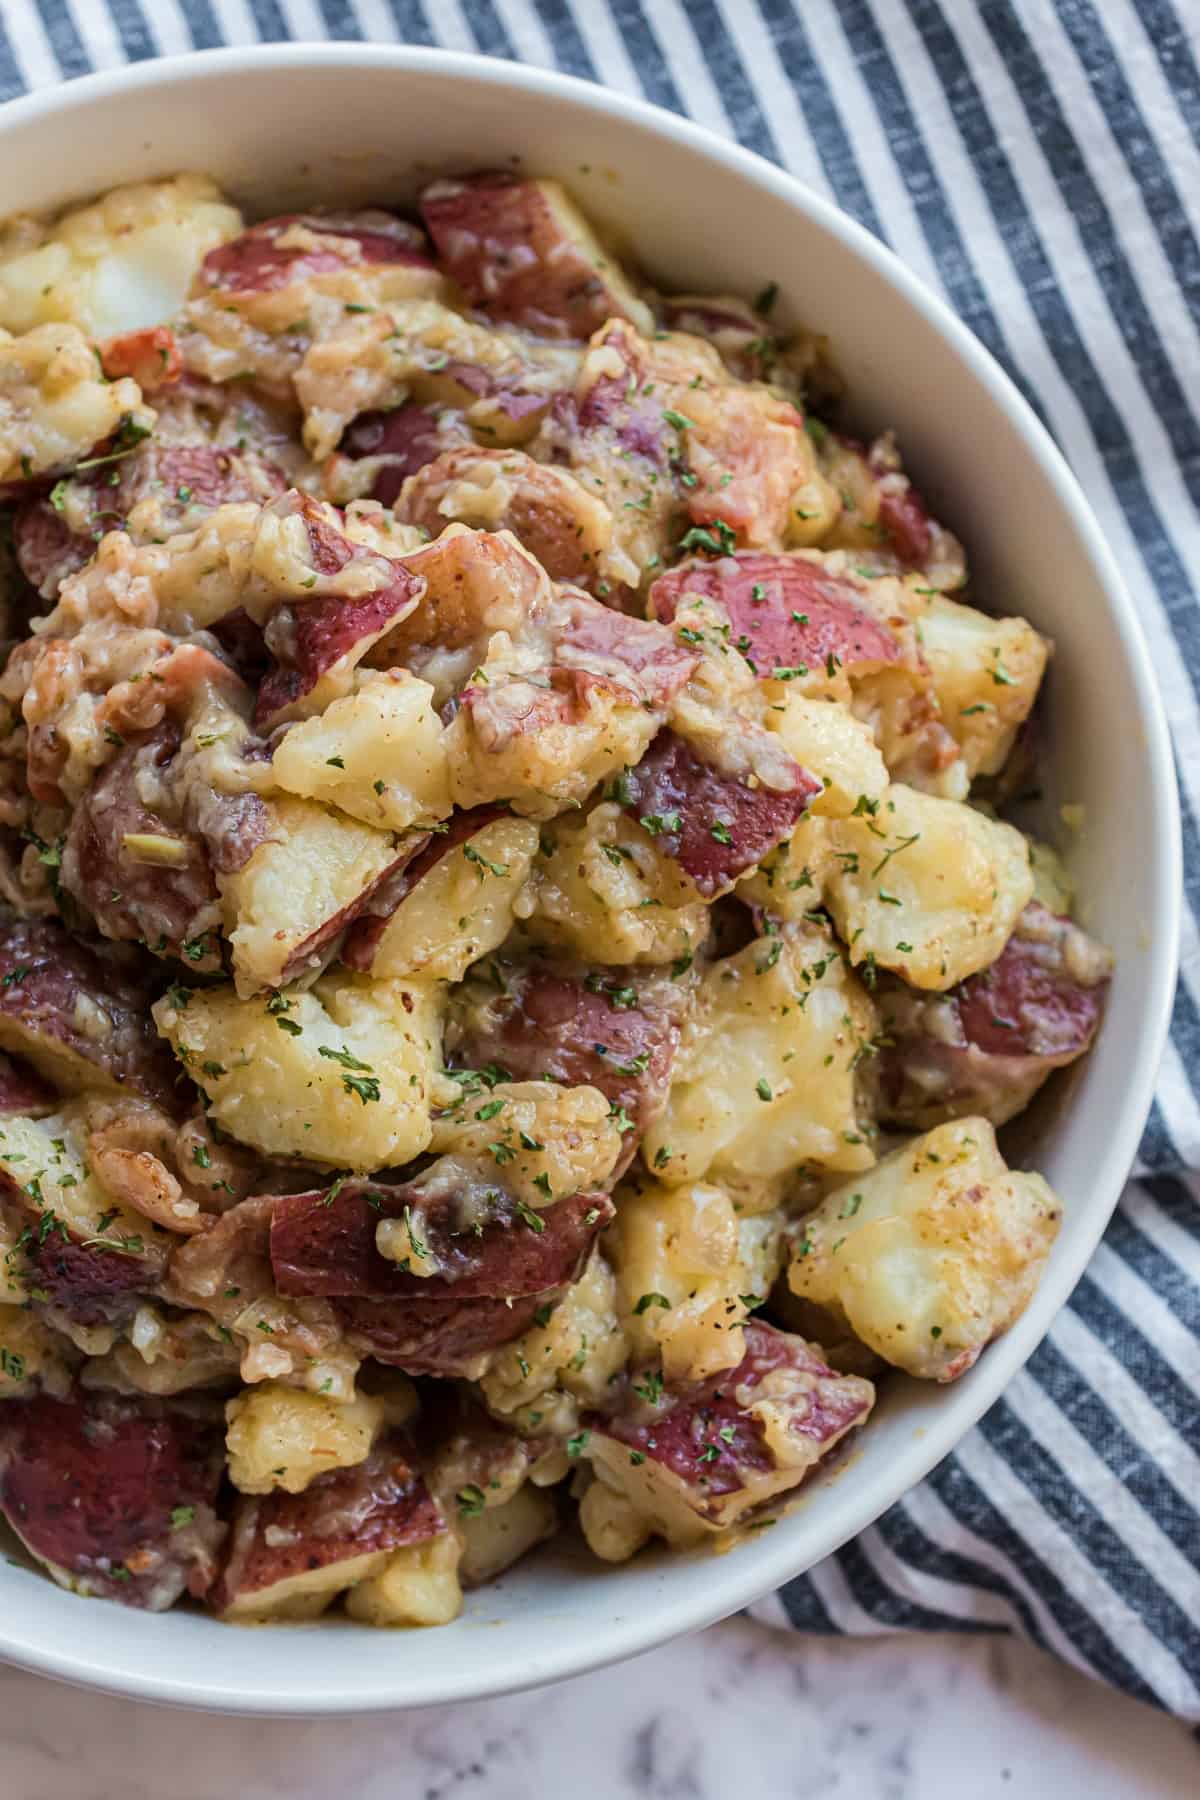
<box><xmin>420</xmin><ymin>172</ymin><xmax>654</xmax><ymax>341</ymax></box>
<box><xmin>198</xmin><ymin>211</ymin><xmax>435</xmax><ymax>297</ymax></box>
<box><xmin>335</xmin><ymin>1289</ymin><xmax>552</xmax><ymax>1380</ymax></box>
<box><xmin>536</xmin><ymin>321</ymin><xmax>822</xmax><ymax>588</ymax></box>
<box><xmin>271</xmin><ymin>1177</ymin><xmax>613</xmax><ymax>1302</ymax></box>
<box><xmin>380</xmin><ymin>525</ymin><xmax>550</xmax><ymax>705</ymax></box>
<box><xmin>0</xmin><ymin>1389</ymin><xmax>225</xmax><ymax>1609</ymax></box>
<box><xmin>581</xmin><ymin>1322</ymin><xmax>873</xmax><ymax>1548</ymax></box>
<box><xmin>396</xmin><ymin>446</ymin><xmax>621</xmax><ymax>590</ymax></box>
<box><xmin>0</xmin><ymin>1106</ymin><xmax>172</xmax><ymax>1325</ymax></box>
<box><xmin>437</xmin><ymin>580</ymin><xmax>700</xmax><ymax>819</ymax></box>
<box><xmin>212</xmin><ymin>1432</ymin><xmax>444</xmax><ymax>1622</ymax></box>
<box><xmin>183</xmin><ymin>212</ymin><xmax>444</xmax><ymax>403</ymax></box>
<box><xmin>0</xmin><ymin>917</ymin><xmax>179</xmax><ymax>1106</ymax></box>
<box><xmin>875</xmin><ymin>902</ymin><xmax>1112</xmax><ymax>1130</ymax></box>
<box><xmin>446</xmin><ymin>961</ymin><xmax>689</xmax><ymax>1148</ymax></box>
<box><xmin>215</xmin><ymin>794</ymin><xmax>419</xmax><ymax>994</ymax></box>
<box><xmin>649</xmin><ymin>551</ymin><xmax>912</xmax><ymax>690</ymax></box>
<box><xmin>649</xmin><ymin>551</ymin><xmax>965</xmax><ymax>799</ymax></box>
<box><xmin>342</xmin><ymin>812</ymin><xmax>536</xmax><ymax>984</ymax></box>
<box><xmin>295</xmin><ymin>300</ymin><xmax>577</xmax><ymax>464</ymax></box>
<box><xmin>616</xmin><ymin>728</ymin><xmax>820</xmax><ymax>898</ymax></box>
<box><xmin>328</xmin><ymin>403</ymin><xmax>470</xmax><ymax>507</ymax></box>
<box><xmin>2</xmin><ymin>1206</ymin><xmax>161</xmax><ymax>1329</ymax></box>
<box><xmin>250</xmin><ymin>492</ymin><xmax>426</xmax><ymax>728</ymax></box>
<box><xmin>14</xmin><ymin>440</ymin><xmax>286</xmax><ymax>601</ymax></box>
<box><xmin>61</xmin><ymin>727</ymin><xmax>242</xmax><ymax>969</ymax></box>
<box><xmin>380</xmin><ymin>529</ymin><xmax>697</xmax><ymax>801</ymax></box>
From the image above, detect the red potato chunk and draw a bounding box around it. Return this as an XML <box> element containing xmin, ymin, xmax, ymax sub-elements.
<box><xmin>617</xmin><ymin>728</ymin><xmax>820</xmax><ymax>897</ymax></box>
<box><xmin>420</xmin><ymin>172</ymin><xmax>653</xmax><ymax>341</ymax></box>
<box><xmin>650</xmin><ymin>550</ymin><xmax>964</xmax><ymax>797</ymax></box>
<box><xmin>0</xmin><ymin>917</ymin><xmax>179</xmax><ymax>1106</ymax></box>
<box><xmin>99</xmin><ymin>326</ymin><xmax>183</xmax><ymax>393</ymax></box>
<box><xmin>335</xmin><ymin>1290</ymin><xmax>552</xmax><ymax>1380</ymax></box>
<box><xmin>270</xmin><ymin>1178</ymin><xmax>613</xmax><ymax>1302</ymax></box>
<box><xmin>449</xmin><ymin>663</ymin><xmax>660</xmax><ymax>818</ymax></box>
<box><xmin>14</xmin><ymin>441</ymin><xmax>287</xmax><ymax>600</ymax></box>
<box><xmin>2</xmin><ymin>1207</ymin><xmax>164</xmax><ymax>1327</ymax></box>
<box><xmin>379</xmin><ymin>529</ymin><xmax>696</xmax><ymax>814</ymax></box>
<box><xmin>453</xmin><ymin>597</ymin><xmax>697</xmax><ymax>816</ymax></box>
<box><xmin>332</xmin><ymin>404</ymin><xmax>469</xmax><ymax>507</ymax></box>
<box><xmin>533</xmin><ymin>321</ymin><xmax>820</xmax><ymax>595</ymax></box>
<box><xmin>212</xmin><ymin>1432</ymin><xmax>443</xmax><ymax>1621</ymax></box>
<box><xmin>61</xmin><ymin>728</ymin><xmax>223</xmax><ymax>965</ymax></box>
<box><xmin>553</xmin><ymin>591</ymin><xmax>698</xmax><ymax>708</ymax></box>
<box><xmin>253</xmin><ymin>493</ymin><xmax>426</xmax><ymax>728</ymax></box>
<box><xmin>0</xmin><ymin>1389</ymin><xmax>225</xmax><ymax>1608</ymax></box>
<box><xmin>584</xmin><ymin>1321</ymin><xmax>874</xmax><ymax>1541</ymax></box>
<box><xmin>876</xmin><ymin>901</ymin><xmax>1112</xmax><ymax>1130</ymax></box>
<box><xmin>446</xmin><ymin>962</ymin><xmax>688</xmax><ymax>1144</ymax></box>
<box><xmin>197</xmin><ymin>211</ymin><xmax>435</xmax><ymax>297</ymax></box>
<box><xmin>382</xmin><ymin>526</ymin><xmax>549</xmax><ymax>694</ymax></box>
<box><xmin>394</xmin><ymin>524</ymin><xmax>687</xmax><ymax>680</ymax></box>
<box><xmin>812</xmin><ymin>428</ymin><xmax>966</xmax><ymax>589</ymax></box>
<box><xmin>571</xmin><ymin>321</ymin><xmax>812</xmax><ymax>552</ymax></box>
<box><xmin>340</xmin><ymin>806</ymin><xmax>499</xmax><ymax>971</ymax></box>
<box><xmin>649</xmin><ymin>551</ymin><xmax>908</xmax><ymax>685</ymax></box>
<box><xmin>868</xmin><ymin>437</ymin><xmax>932</xmax><ymax>567</ymax></box>
<box><xmin>0</xmin><ymin>1050</ymin><xmax>55</xmax><ymax>1116</ymax></box>
<box><xmin>274</xmin><ymin>833</ymin><xmax>430</xmax><ymax>989</ymax></box>
<box><xmin>396</xmin><ymin>446</ymin><xmax>620</xmax><ymax>590</ymax></box>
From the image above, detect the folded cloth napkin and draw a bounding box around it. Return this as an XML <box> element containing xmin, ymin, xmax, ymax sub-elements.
<box><xmin>1</xmin><ymin>0</ymin><xmax>1197</xmax><ymax>1722</ymax></box>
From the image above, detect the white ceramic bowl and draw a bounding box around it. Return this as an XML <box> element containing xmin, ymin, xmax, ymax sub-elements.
<box><xmin>0</xmin><ymin>44</ymin><xmax>1179</xmax><ymax>1714</ymax></box>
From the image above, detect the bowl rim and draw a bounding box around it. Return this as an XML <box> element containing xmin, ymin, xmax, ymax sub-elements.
<box><xmin>0</xmin><ymin>39</ymin><xmax>1181</xmax><ymax>1715</ymax></box>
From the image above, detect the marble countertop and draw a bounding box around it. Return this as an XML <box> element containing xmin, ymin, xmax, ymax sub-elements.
<box><xmin>2</xmin><ymin>1617</ymin><xmax>1196</xmax><ymax>1798</ymax></box>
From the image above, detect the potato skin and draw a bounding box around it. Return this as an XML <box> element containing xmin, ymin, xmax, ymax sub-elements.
<box><xmin>0</xmin><ymin>918</ymin><xmax>180</xmax><ymax>1105</ymax></box>
<box><xmin>581</xmin><ymin>1322</ymin><xmax>873</xmax><ymax>1550</ymax></box>
<box><xmin>419</xmin><ymin>173</ymin><xmax>653</xmax><ymax>340</ymax></box>
<box><xmin>212</xmin><ymin>1432</ymin><xmax>443</xmax><ymax>1621</ymax></box>
<box><xmin>874</xmin><ymin>901</ymin><xmax>1111</xmax><ymax>1129</ymax></box>
<box><xmin>0</xmin><ymin>1388</ymin><xmax>225</xmax><ymax>1609</ymax></box>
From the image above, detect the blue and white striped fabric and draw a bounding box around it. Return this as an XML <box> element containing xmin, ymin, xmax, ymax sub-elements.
<box><xmin>1</xmin><ymin>0</ymin><xmax>1197</xmax><ymax>1723</ymax></box>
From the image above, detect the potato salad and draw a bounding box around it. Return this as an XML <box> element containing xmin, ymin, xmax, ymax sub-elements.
<box><xmin>0</xmin><ymin>171</ymin><xmax>1109</xmax><ymax>1624</ymax></box>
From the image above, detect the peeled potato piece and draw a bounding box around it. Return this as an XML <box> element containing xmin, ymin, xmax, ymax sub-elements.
<box><xmin>788</xmin><ymin>1117</ymin><xmax>1061</xmax><ymax>1381</ymax></box>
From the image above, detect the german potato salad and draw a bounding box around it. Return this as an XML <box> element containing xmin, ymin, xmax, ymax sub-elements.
<box><xmin>0</xmin><ymin>172</ymin><xmax>1110</xmax><ymax>1624</ymax></box>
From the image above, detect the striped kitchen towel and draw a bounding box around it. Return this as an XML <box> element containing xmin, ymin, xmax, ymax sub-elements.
<box><xmin>0</xmin><ymin>0</ymin><xmax>1197</xmax><ymax>1724</ymax></box>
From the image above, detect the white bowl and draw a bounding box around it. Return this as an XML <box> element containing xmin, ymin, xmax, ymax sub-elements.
<box><xmin>0</xmin><ymin>44</ymin><xmax>1179</xmax><ymax>1714</ymax></box>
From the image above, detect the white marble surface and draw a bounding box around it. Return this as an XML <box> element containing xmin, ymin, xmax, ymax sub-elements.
<box><xmin>1</xmin><ymin>1618</ymin><xmax>1195</xmax><ymax>1798</ymax></box>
